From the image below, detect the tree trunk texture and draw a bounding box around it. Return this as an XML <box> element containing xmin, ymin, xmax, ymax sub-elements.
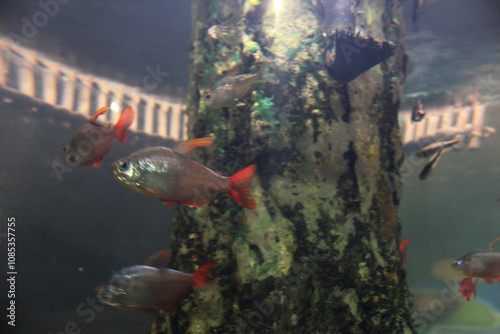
<box><xmin>152</xmin><ymin>0</ymin><xmax>413</xmax><ymax>333</ymax></box>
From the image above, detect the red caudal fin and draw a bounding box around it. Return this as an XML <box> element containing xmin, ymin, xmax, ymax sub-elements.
<box><xmin>192</xmin><ymin>262</ymin><xmax>214</xmax><ymax>288</ymax></box>
<box><xmin>114</xmin><ymin>107</ymin><xmax>135</xmax><ymax>143</ymax></box>
<box><xmin>227</xmin><ymin>165</ymin><xmax>257</xmax><ymax>209</ymax></box>
<box><xmin>173</xmin><ymin>137</ymin><xmax>215</xmax><ymax>155</ymax></box>
<box><xmin>88</xmin><ymin>106</ymin><xmax>109</xmax><ymax>123</ymax></box>
<box><xmin>399</xmin><ymin>238</ymin><xmax>410</xmax><ymax>263</ymax></box>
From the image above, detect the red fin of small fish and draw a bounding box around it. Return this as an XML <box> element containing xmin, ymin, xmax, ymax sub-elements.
<box><xmin>161</xmin><ymin>200</ymin><xmax>179</xmax><ymax>207</ymax></box>
<box><xmin>88</xmin><ymin>106</ymin><xmax>109</xmax><ymax>123</ymax></box>
<box><xmin>145</xmin><ymin>250</ymin><xmax>172</xmax><ymax>267</ymax></box>
<box><xmin>227</xmin><ymin>165</ymin><xmax>257</xmax><ymax>209</ymax></box>
<box><xmin>483</xmin><ymin>277</ymin><xmax>494</xmax><ymax>284</ymax></box>
<box><xmin>399</xmin><ymin>238</ymin><xmax>410</xmax><ymax>263</ymax></box>
<box><xmin>92</xmin><ymin>158</ymin><xmax>103</xmax><ymax>167</ymax></box>
<box><xmin>487</xmin><ymin>236</ymin><xmax>500</xmax><ymax>248</ymax></box>
<box><xmin>192</xmin><ymin>262</ymin><xmax>214</xmax><ymax>288</ymax></box>
<box><xmin>459</xmin><ymin>276</ymin><xmax>478</xmax><ymax>301</ymax></box>
<box><xmin>114</xmin><ymin>107</ymin><xmax>135</xmax><ymax>143</ymax></box>
<box><xmin>173</xmin><ymin>137</ymin><xmax>215</xmax><ymax>155</ymax></box>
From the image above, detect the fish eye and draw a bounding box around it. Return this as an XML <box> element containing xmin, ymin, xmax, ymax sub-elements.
<box><xmin>119</xmin><ymin>162</ymin><xmax>130</xmax><ymax>171</ymax></box>
<box><xmin>456</xmin><ymin>260</ymin><xmax>463</xmax><ymax>266</ymax></box>
<box><xmin>204</xmin><ymin>93</ymin><xmax>212</xmax><ymax>101</ymax></box>
<box><xmin>62</xmin><ymin>146</ymin><xmax>67</xmax><ymax>152</ymax></box>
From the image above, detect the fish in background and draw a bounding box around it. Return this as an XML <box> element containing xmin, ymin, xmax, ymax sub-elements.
<box><xmin>204</xmin><ymin>70</ymin><xmax>279</xmax><ymax>108</ymax></box>
<box><xmin>95</xmin><ymin>250</ymin><xmax>213</xmax><ymax>314</ymax></box>
<box><xmin>453</xmin><ymin>236</ymin><xmax>500</xmax><ymax>300</ymax></box>
<box><xmin>63</xmin><ymin>106</ymin><xmax>134</xmax><ymax>167</ymax></box>
<box><xmin>417</xmin><ymin>137</ymin><xmax>462</xmax><ymax>180</ymax></box>
<box><xmin>111</xmin><ymin>137</ymin><xmax>257</xmax><ymax>209</ymax></box>
<box><xmin>411</xmin><ymin>100</ymin><xmax>425</xmax><ymax>122</ymax></box>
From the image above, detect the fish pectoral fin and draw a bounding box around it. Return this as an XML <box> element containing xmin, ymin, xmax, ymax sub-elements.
<box><xmin>161</xmin><ymin>200</ymin><xmax>179</xmax><ymax>207</ymax></box>
<box><xmin>173</xmin><ymin>137</ymin><xmax>215</xmax><ymax>155</ymax></box>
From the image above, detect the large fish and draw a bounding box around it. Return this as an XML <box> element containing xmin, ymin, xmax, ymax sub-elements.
<box><xmin>111</xmin><ymin>137</ymin><xmax>257</xmax><ymax>209</ymax></box>
<box><xmin>64</xmin><ymin>106</ymin><xmax>134</xmax><ymax>167</ymax></box>
<box><xmin>95</xmin><ymin>251</ymin><xmax>213</xmax><ymax>314</ymax></box>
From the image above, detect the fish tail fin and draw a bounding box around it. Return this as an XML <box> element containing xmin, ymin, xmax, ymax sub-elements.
<box><xmin>192</xmin><ymin>262</ymin><xmax>214</xmax><ymax>288</ymax></box>
<box><xmin>227</xmin><ymin>165</ymin><xmax>257</xmax><ymax>209</ymax></box>
<box><xmin>88</xmin><ymin>106</ymin><xmax>109</xmax><ymax>123</ymax></box>
<box><xmin>114</xmin><ymin>107</ymin><xmax>135</xmax><ymax>143</ymax></box>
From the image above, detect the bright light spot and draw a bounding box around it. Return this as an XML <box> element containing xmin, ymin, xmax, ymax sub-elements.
<box><xmin>110</xmin><ymin>101</ymin><xmax>119</xmax><ymax>112</ymax></box>
<box><xmin>274</xmin><ymin>0</ymin><xmax>282</xmax><ymax>13</ymax></box>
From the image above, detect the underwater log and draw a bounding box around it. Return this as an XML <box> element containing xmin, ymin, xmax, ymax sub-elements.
<box><xmin>151</xmin><ymin>0</ymin><xmax>413</xmax><ymax>333</ymax></box>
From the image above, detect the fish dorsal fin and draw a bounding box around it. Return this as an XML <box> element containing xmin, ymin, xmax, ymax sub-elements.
<box><xmin>173</xmin><ymin>137</ymin><xmax>215</xmax><ymax>155</ymax></box>
<box><xmin>487</xmin><ymin>236</ymin><xmax>500</xmax><ymax>248</ymax></box>
<box><xmin>144</xmin><ymin>250</ymin><xmax>172</xmax><ymax>268</ymax></box>
<box><xmin>88</xmin><ymin>106</ymin><xmax>109</xmax><ymax>123</ymax></box>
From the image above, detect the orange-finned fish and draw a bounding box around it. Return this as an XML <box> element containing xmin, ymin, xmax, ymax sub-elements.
<box><xmin>452</xmin><ymin>236</ymin><xmax>500</xmax><ymax>284</ymax></box>
<box><xmin>95</xmin><ymin>251</ymin><xmax>213</xmax><ymax>314</ymax></box>
<box><xmin>64</xmin><ymin>106</ymin><xmax>134</xmax><ymax>167</ymax></box>
<box><xmin>399</xmin><ymin>238</ymin><xmax>410</xmax><ymax>263</ymax></box>
<box><xmin>111</xmin><ymin>137</ymin><xmax>257</xmax><ymax>209</ymax></box>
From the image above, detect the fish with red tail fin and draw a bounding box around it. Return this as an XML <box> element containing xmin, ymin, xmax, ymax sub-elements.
<box><xmin>95</xmin><ymin>251</ymin><xmax>213</xmax><ymax>314</ymax></box>
<box><xmin>111</xmin><ymin>137</ymin><xmax>257</xmax><ymax>209</ymax></box>
<box><xmin>64</xmin><ymin>106</ymin><xmax>135</xmax><ymax>167</ymax></box>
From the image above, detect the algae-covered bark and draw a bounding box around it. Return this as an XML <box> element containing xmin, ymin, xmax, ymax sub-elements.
<box><xmin>153</xmin><ymin>0</ymin><xmax>413</xmax><ymax>333</ymax></box>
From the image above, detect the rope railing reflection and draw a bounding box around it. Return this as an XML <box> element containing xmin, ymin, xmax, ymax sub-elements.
<box><xmin>0</xmin><ymin>37</ymin><xmax>187</xmax><ymax>141</ymax></box>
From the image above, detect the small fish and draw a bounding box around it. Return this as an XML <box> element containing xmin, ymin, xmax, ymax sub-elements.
<box><xmin>418</xmin><ymin>146</ymin><xmax>443</xmax><ymax>180</ymax></box>
<box><xmin>411</xmin><ymin>100</ymin><xmax>426</xmax><ymax>122</ymax></box>
<box><xmin>64</xmin><ymin>106</ymin><xmax>134</xmax><ymax>167</ymax></box>
<box><xmin>95</xmin><ymin>251</ymin><xmax>213</xmax><ymax>314</ymax></box>
<box><xmin>399</xmin><ymin>238</ymin><xmax>410</xmax><ymax>263</ymax></box>
<box><xmin>452</xmin><ymin>236</ymin><xmax>500</xmax><ymax>284</ymax></box>
<box><xmin>416</xmin><ymin>137</ymin><xmax>462</xmax><ymax>159</ymax></box>
<box><xmin>111</xmin><ymin>137</ymin><xmax>257</xmax><ymax>209</ymax></box>
<box><xmin>204</xmin><ymin>72</ymin><xmax>278</xmax><ymax>108</ymax></box>
<box><xmin>207</xmin><ymin>16</ymin><xmax>242</xmax><ymax>46</ymax></box>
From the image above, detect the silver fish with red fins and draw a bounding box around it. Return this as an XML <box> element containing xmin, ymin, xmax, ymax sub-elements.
<box><xmin>110</xmin><ymin>137</ymin><xmax>257</xmax><ymax>209</ymax></box>
<box><xmin>95</xmin><ymin>251</ymin><xmax>213</xmax><ymax>314</ymax></box>
<box><xmin>453</xmin><ymin>236</ymin><xmax>500</xmax><ymax>284</ymax></box>
<box><xmin>64</xmin><ymin>106</ymin><xmax>134</xmax><ymax>167</ymax></box>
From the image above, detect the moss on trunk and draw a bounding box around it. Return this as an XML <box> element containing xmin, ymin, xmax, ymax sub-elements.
<box><xmin>152</xmin><ymin>0</ymin><xmax>414</xmax><ymax>333</ymax></box>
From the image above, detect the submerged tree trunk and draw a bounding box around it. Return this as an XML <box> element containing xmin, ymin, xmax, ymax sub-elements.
<box><xmin>153</xmin><ymin>0</ymin><xmax>413</xmax><ymax>333</ymax></box>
